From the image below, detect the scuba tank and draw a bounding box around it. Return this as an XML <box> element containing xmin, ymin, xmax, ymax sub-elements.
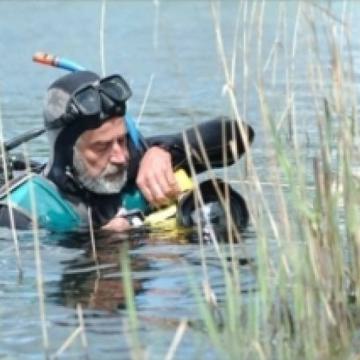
<box><xmin>176</xmin><ymin>178</ymin><xmax>249</xmax><ymax>238</ymax></box>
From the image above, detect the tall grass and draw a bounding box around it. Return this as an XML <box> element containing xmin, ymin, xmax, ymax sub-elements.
<box><xmin>121</xmin><ymin>1</ymin><xmax>360</xmax><ymax>359</ymax></box>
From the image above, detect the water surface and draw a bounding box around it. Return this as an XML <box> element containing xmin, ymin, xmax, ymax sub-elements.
<box><xmin>0</xmin><ymin>1</ymin><xmax>359</xmax><ymax>359</ymax></box>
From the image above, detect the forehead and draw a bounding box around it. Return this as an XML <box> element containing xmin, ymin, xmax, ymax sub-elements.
<box><xmin>78</xmin><ymin>116</ymin><xmax>126</xmax><ymax>144</ymax></box>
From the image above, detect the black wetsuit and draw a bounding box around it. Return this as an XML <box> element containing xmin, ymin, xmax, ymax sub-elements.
<box><xmin>0</xmin><ymin>117</ymin><xmax>254</xmax><ymax>230</ymax></box>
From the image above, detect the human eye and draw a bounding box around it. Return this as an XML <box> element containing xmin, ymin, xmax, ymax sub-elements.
<box><xmin>93</xmin><ymin>141</ymin><xmax>111</xmax><ymax>152</ymax></box>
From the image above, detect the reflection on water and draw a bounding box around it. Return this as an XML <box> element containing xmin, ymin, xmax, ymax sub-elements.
<box><xmin>0</xmin><ymin>228</ymin><xmax>256</xmax><ymax>358</ymax></box>
<box><xmin>54</xmin><ymin>232</ymin><xmax>149</xmax><ymax>312</ymax></box>
<box><xmin>48</xmin><ymin>229</ymin><xmax>255</xmax><ymax>358</ymax></box>
<box><xmin>50</xmin><ymin>228</ymin><xmax>256</xmax><ymax>314</ymax></box>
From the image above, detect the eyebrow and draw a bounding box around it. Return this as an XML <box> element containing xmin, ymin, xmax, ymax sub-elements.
<box><xmin>91</xmin><ymin>132</ymin><xmax>128</xmax><ymax>144</ymax></box>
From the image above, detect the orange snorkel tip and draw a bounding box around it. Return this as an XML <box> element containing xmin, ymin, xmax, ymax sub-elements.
<box><xmin>32</xmin><ymin>52</ymin><xmax>56</xmax><ymax>67</ymax></box>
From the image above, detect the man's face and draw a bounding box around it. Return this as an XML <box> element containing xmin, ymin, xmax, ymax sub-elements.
<box><xmin>73</xmin><ymin>116</ymin><xmax>129</xmax><ymax>194</ymax></box>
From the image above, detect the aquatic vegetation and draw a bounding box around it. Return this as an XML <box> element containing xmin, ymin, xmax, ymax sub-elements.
<box><xmin>119</xmin><ymin>2</ymin><xmax>360</xmax><ymax>359</ymax></box>
<box><xmin>180</xmin><ymin>2</ymin><xmax>360</xmax><ymax>359</ymax></box>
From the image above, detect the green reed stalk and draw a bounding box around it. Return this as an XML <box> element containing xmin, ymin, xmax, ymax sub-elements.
<box><xmin>0</xmin><ymin>96</ymin><xmax>22</xmax><ymax>278</ymax></box>
<box><xmin>99</xmin><ymin>0</ymin><xmax>106</xmax><ymax>76</ymax></box>
<box><xmin>121</xmin><ymin>246</ymin><xmax>144</xmax><ymax>360</ymax></box>
<box><xmin>24</xmin><ymin>144</ymin><xmax>50</xmax><ymax>357</ymax></box>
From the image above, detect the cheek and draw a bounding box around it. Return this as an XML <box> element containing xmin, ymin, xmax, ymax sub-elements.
<box><xmin>82</xmin><ymin>149</ymin><xmax>109</xmax><ymax>176</ymax></box>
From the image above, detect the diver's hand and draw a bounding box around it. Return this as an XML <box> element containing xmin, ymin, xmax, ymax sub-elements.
<box><xmin>136</xmin><ymin>146</ymin><xmax>181</xmax><ymax>206</ymax></box>
<box><xmin>101</xmin><ymin>217</ymin><xmax>131</xmax><ymax>232</ymax></box>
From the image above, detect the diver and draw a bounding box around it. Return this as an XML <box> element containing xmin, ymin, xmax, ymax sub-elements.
<box><xmin>0</xmin><ymin>70</ymin><xmax>254</xmax><ymax>232</ymax></box>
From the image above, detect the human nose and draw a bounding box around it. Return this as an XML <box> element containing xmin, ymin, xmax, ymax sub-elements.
<box><xmin>110</xmin><ymin>140</ymin><xmax>128</xmax><ymax>164</ymax></box>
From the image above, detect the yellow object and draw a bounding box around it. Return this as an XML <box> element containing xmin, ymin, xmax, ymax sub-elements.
<box><xmin>175</xmin><ymin>169</ymin><xmax>193</xmax><ymax>192</ymax></box>
<box><xmin>144</xmin><ymin>204</ymin><xmax>177</xmax><ymax>225</ymax></box>
<box><xmin>143</xmin><ymin>169</ymin><xmax>193</xmax><ymax>226</ymax></box>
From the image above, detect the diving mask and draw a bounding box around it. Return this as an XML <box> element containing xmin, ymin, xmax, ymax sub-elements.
<box><xmin>46</xmin><ymin>74</ymin><xmax>132</xmax><ymax>130</ymax></box>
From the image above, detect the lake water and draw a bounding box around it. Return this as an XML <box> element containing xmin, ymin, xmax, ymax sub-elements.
<box><xmin>0</xmin><ymin>1</ymin><xmax>359</xmax><ymax>359</ymax></box>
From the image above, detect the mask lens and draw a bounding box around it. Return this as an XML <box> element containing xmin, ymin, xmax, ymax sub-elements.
<box><xmin>73</xmin><ymin>87</ymin><xmax>101</xmax><ymax>116</ymax></box>
<box><xmin>100</xmin><ymin>75</ymin><xmax>132</xmax><ymax>103</ymax></box>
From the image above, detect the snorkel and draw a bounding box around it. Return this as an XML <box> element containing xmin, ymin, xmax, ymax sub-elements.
<box><xmin>32</xmin><ymin>52</ymin><xmax>86</xmax><ymax>72</ymax></box>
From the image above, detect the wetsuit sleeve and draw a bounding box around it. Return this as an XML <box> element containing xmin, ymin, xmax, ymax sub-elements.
<box><xmin>0</xmin><ymin>204</ymin><xmax>32</xmax><ymax>230</ymax></box>
<box><xmin>126</xmin><ymin>116</ymin><xmax>254</xmax><ymax>179</ymax></box>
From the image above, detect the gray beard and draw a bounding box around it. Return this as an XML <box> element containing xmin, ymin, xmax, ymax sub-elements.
<box><xmin>73</xmin><ymin>147</ymin><xmax>128</xmax><ymax>194</ymax></box>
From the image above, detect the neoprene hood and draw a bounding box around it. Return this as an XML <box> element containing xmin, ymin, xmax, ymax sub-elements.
<box><xmin>43</xmin><ymin>71</ymin><xmax>100</xmax><ymax>129</ymax></box>
<box><xmin>43</xmin><ymin>71</ymin><xmax>128</xmax><ymax>193</ymax></box>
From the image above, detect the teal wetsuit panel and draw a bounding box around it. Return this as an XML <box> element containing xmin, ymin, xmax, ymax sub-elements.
<box><xmin>0</xmin><ymin>175</ymin><xmax>81</xmax><ymax>232</ymax></box>
<box><xmin>120</xmin><ymin>184</ymin><xmax>150</xmax><ymax>214</ymax></box>
<box><xmin>0</xmin><ymin>175</ymin><xmax>151</xmax><ymax>232</ymax></box>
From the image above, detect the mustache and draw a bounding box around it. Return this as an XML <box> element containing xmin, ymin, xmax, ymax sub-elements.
<box><xmin>102</xmin><ymin>163</ymin><xmax>127</xmax><ymax>177</ymax></box>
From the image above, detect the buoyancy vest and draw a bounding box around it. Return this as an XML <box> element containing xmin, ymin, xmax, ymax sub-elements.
<box><xmin>0</xmin><ymin>174</ymin><xmax>82</xmax><ymax>231</ymax></box>
<box><xmin>0</xmin><ymin>173</ymin><xmax>150</xmax><ymax>232</ymax></box>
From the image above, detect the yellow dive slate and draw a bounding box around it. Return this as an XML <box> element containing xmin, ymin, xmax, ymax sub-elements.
<box><xmin>144</xmin><ymin>169</ymin><xmax>194</xmax><ymax>226</ymax></box>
